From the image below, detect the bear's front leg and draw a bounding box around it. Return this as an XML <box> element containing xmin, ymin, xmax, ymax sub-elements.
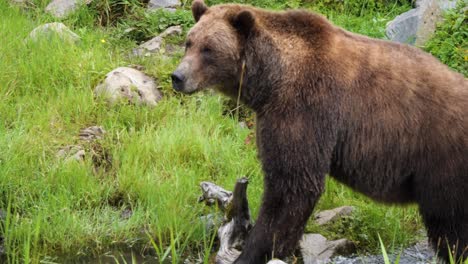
<box><xmin>233</xmin><ymin>113</ymin><xmax>335</xmax><ymax>264</ymax></box>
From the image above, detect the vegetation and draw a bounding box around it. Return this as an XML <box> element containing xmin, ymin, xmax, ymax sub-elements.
<box><xmin>0</xmin><ymin>0</ymin><xmax>464</xmax><ymax>263</ymax></box>
<box><xmin>424</xmin><ymin>0</ymin><xmax>468</xmax><ymax>76</ymax></box>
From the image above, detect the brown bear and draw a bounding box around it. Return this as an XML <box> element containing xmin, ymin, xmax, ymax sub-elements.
<box><xmin>172</xmin><ymin>1</ymin><xmax>468</xmax><ymax>263</ymax></box>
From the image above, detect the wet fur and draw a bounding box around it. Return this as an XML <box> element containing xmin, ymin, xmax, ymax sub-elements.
<box><xmin>186</xmin><ymin>3</ymin><xmax>468</xmax><ymax>263</ymax></box>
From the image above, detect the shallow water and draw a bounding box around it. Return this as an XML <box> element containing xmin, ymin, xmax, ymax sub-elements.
<box><xmin>52</xmin><ymin>250</ymin><xmax>159</xmax><ymax>264</ymax></box>
<box><xmin>35</xmin><ymin>240</ymin><xmax>436</xmax><ymax>264</ymax></box>
<box><xmin>331</xmin><ymin>241</ymin><xmax>436</xmax><ymax>264</ymax></box>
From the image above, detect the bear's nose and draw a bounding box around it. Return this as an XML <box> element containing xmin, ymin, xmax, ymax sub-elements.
<box><xmin>171</xmin><ymin>71</ymin><xmax>185</xmax><ymax>91</ymax></box>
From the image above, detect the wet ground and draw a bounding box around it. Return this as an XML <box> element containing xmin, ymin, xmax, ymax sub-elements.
<box><xmin>48</xmin><ymin>242</ymin><xmax>435</xmax><ymax>264</ymax></box>
<box><xmin>331</xmin><ymin>241</ymin><xmax>436</xmax><ymax>264</ymax></box>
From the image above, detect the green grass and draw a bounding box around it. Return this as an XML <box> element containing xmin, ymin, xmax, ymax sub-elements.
<box><xmin>1</xmin><ymin>0</ymin><xmax>463</xmax><ymax>262</ymax></box>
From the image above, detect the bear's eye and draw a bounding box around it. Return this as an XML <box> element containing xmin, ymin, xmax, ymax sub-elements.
<box><xmin>201</xmin><ymin>46</ymin><xmax>213</xmax><ymax>54</ymax></box>
<box><xmin>185</xmin><ymin>40</ymin><xmax>192</xmax><ymax>50</ymax></box>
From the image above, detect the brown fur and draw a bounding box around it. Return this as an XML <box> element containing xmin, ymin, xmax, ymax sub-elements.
<box><xmin>173</xmin><ymin>2</ymin><xmax>468</xmax><ymax>263</ymax></box>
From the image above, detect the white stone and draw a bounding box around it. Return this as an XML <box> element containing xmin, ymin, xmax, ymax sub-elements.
<box><xmin>94</xmin><ymin>67</ymin><xmax>162</xmax><ymax>106</ymax></box>
<box><xmin>267</xmin><ymin>260</ymin><xmax>288</xmax><ymax>264</ymax></box>
<box><xmin>28</xmin><ymin>22</ymin><xmax>80</xmax><ymax>43</ymax></box>
<box><xmin>147</xmin><ymin>0</ymin><xmax>180</xmax><ymax>10</ymax></box>
<box><xmin>45</xmin><ymin>0</ymin><xmax>91</xmax><ymax>18</ymax></box>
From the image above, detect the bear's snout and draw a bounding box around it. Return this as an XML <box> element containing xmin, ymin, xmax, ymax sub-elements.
<box><xmin>171</xmin><ymin>71</ymin><xmax>185</xmax><ymax>92</ymax></box>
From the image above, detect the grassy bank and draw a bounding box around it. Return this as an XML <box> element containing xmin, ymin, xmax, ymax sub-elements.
<box><xmin>1</xmin><ymin>0</ymin><xmax>463</xmax><ymax>262</ymax></box>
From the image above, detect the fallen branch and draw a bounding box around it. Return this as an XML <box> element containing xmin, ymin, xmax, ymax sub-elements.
<box><xmin>199</xmin><ymin>178</ymin><xmax>252</xmax><ymax>264</ymax></box>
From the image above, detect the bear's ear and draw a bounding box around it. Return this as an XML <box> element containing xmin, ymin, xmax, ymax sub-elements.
<box><xmin>192</xmin><ymin>0</ymin><xmax>208</xmax><ymax>22</ymax></box>
<box><xmin>231</xmin><ymin>10</ymin><xmax>255</xmax><ymax>38</ymax></box>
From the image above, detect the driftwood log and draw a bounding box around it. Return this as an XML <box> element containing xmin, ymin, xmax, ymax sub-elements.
<box><xmin>199</xmin><ymin>178</ymin><xmax>253</xmax><ymax>264</ymax></box>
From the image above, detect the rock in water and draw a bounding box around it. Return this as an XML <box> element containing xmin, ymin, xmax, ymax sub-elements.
<box><xmin>28</xmin><ymin>23</ymin><xmax>80</xmax><ymax>43</ymax></box>
<box><xmin>94</xmin><ymin>67</ymin><xmax>162</xmax><ymax>106</ymax></box>
<box><xmin>45</xmin><ymin>0</ymin><xmax>92</xmax><ymax>18</ymax></box>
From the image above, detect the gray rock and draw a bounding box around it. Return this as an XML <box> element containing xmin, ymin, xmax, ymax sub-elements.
<box><xmin>57</xmin><ymin>145</ymin><xmax>85</xmax><ymax>162</ymax></box>
<box><xmin>314</xmin><ymin>206</ymin><xmax>354</xmax><ymax>226</ymax></box>
<box><xmin>147</xmin><ymin>0</ymin><xmax>180</xmax><ymax>10</ymax></box>
<box><xmin>415</xmin><ymin>0</ymin><xmax>457</xmax><ymax>45</ymax></box>
<box><xmin>300</xmin><ymin>234</ymin><xmax>356</xmax><ymax>264</ymax></box>
<box><xmin>132</xmin><ymin>26</ymin><xmax>183</xmax><ymax>57</ymax></box>
<box><xmin>386</xmin><ymin>8</ymin><xmax>420</xmax><ymax>44</ymax></box>
<box><xmin>28</xmin><ymin>22</ymin><xmax>80</xmax><ymax>43</ymax></box>
<box><xmin>79</xmin><ymin>126</ymin><xmax>106</xmax><ymax>141</ymax></box>
<box><xmin>45</xmin><ymin>0</ymin><xmax>92</xmax><ymax>18</ymax></box>
<box><xmin>386</xmin><ymin>0</ymin><xmax>457</xmax><ymax>45</ymax></box>
<box><xmin>94</xmin><ymin>67</ymin><xmax>162</xmax><ymax>106</ymax></box>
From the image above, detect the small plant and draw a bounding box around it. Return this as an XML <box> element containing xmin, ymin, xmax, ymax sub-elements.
<box><xmin>305</xmin><ymin>0</ymin><xmax>413</xmax><ymax>17</ymax></box>
<box><xmin>378</xmin><ymin>234</ymin><xmax>401</xmax><ymax>264</ymax></box>
<box><xmin>111</xmin><ymin>8</ymin><xmax>193</xmax><ymax>43</ymax></box>
<box><xmin>89</xmin><ymin>0</ymin><xmax>146</xmax><ymax>26</ymax></box>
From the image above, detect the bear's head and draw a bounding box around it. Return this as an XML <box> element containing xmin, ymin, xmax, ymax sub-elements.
<box><xmin>171</xmin><ymin>0</ymin><xmax>255</xmax><ymax>95</ymax></box>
